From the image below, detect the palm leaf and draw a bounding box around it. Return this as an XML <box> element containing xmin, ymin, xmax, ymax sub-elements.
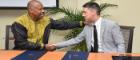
<box><xmin>47</xmin><ymin>7</ymin><xmax>84</xmax><ymax>21</ymax></box>
<box><xmin>90</xmin><ymin>0</ymin><xmax>96</xmax><ymax>2</ymax></box>
<box><xmin>100</xmin><ymin>3</ymin><xmax>118</xmax><ymax>12</ymax></box>
<box><xmin>47</xmin><ymin>7</ymin><xmax>74</xmax><ymax>16</ymax></box>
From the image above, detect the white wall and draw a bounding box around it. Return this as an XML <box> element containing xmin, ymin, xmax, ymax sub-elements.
<box><xmin>0</xmin><ymin>0</ymin><xmax>140</xmax><ymax>53</ymax></box>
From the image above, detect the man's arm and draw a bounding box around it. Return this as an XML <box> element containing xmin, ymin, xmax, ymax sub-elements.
<box><xmin>46</xmin><ymin>28</ymin><xmax>86</xmax><ymax>51</ymax></box>
<box><xmin>11</xmin><ymin>22</ymin><xmax>45</xmax><ymax>50</ymax></box>
<box><xmin>55</xmin><ymin>29</ymin><xmax>85</xmax><ymax>48</ymax></box>
<box><xmin>111</xmin><ymin>23</ymin><xmax>125</xmax><ymax>52</ymax></box>
<box><xmin>50</xmin><ymin>18</ymin><xmax>84</xmax><ymax>30</ymax></box>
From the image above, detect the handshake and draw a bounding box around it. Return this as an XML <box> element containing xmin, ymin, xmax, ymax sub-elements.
<box><xmin>45</xmin><ymin>44</ymin><xmax>57</xmax><ymax>51</ymax></box>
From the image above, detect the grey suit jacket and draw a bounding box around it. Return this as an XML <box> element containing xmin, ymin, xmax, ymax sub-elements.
<box><xmin>55</xmin><ymin>18</ymin><xmax>125</xmax><ymax>53</ymax></box>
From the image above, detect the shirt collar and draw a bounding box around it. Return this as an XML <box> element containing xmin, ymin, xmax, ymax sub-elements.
<box><xmin>91</xmin><ymin>17</ymin><xmax>102</xmax><ymax>26</ymax></box>
<box><xmin>95</xmin><ymin>17</ymin><xmax>102</xmax><ymax>26</ymax></box>
<box><xmin>27</xmin><ymin>13</ymin><xmax>45</xmax><ymax>23</ymax></box>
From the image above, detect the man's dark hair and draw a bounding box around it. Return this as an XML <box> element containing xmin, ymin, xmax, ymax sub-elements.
<box><xmin>83</xmin><ymin>2</ymin><xmax>101</xmax><ymax>15</ymax></box>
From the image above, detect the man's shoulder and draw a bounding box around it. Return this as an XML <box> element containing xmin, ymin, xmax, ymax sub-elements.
<box><xmin>102</xmin><ymin>18</ymin><xmax>117</xmax><ymax>25</ymax></box>
<box><xmin>15</xmin><ymin>14</ymin><xmax>28</xmax><ymax>22</ymax></box>
<box><xmin>17</xmin><ymin>14</ymin><xmax>28</xmax><ymax>19</ymax></box>
<box><xmin>101</xmin><ymin>18</ymin><xmax>120</xmax><ymax>29</ymax></box>
<box><xmin>12</xmin><ymin>14</ymin><xmax>31</xmax><ymax>28</ymax></box>
<box><xmin>102</xmin><ymin>18</ymin><xmax>116</xmax><ymax>23</ymax></box>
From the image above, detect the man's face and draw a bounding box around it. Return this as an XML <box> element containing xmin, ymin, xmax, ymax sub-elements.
<box><xmin>28</xmin><ymin>2</ymin><xmax>44</xmax><ymax>21</ymax></box>
<box><xmin>82</xmin><ymin>8</ymin><xmax>98</xmax><ymax>23</ymax></box>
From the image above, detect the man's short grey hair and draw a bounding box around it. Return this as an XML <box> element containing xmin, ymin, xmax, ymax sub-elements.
<box><xmin>27</xmin><ymin>0</ymin><xmax>42</xmax><ymax>9</ymax></box>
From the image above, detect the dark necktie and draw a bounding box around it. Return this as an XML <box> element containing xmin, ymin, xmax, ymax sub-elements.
<box><xmin>91</xmin><ymin>25</ymin><xmax>98</xmax><ymax>52</ymax></box>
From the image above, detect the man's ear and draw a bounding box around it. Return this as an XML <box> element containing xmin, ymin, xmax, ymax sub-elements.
<box><xmin>28</xmin><ymin>9</ymin><xmax>31</xmax><ymax>12</ymax></box>
<box><xmin>28</xmin><ymin>7</ymin><xmax>33</xmax><ymax>12</ymax></box>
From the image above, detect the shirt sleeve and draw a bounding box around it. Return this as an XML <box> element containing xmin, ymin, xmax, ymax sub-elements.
<box><xmin>50</xmin><ymin>18</ymin><xmax>84</xmax><ymax>30</ymax></box>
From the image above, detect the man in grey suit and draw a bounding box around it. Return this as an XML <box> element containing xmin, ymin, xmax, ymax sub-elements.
<box><xmin>46</xmin><ymin>2</ymin><xmax>125</xmax><ymax>53</ymax></box>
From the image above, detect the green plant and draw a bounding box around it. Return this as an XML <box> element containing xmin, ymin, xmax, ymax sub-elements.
<box><xmin>47</xmin><ymin>0</ymin><xmax>118</xmax><ymax>51</ymax></box>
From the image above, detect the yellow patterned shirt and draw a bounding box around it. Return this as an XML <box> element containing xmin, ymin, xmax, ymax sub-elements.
<box><xmin>15</xmin><ymin>14</ymin><xmax>50</xmax><ymax>47</ymax></box>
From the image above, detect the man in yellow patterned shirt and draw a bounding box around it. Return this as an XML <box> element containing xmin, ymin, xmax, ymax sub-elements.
<box><xmin>11</xmin><ymin>0</ymin><xmax>84</xmax><ymax>50</ymax></box>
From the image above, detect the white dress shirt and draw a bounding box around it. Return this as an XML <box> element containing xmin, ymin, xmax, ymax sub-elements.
<box><xmin>91</xmin><ymin>17</ymin><xmax>102</xmax><ymax>52</ymax></box>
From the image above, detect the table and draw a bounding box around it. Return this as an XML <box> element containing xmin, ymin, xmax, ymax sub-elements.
<box><xmin>0</xmin><ymin>50</ymin><xmax>140</xmax><ymax>60</ymax></box>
